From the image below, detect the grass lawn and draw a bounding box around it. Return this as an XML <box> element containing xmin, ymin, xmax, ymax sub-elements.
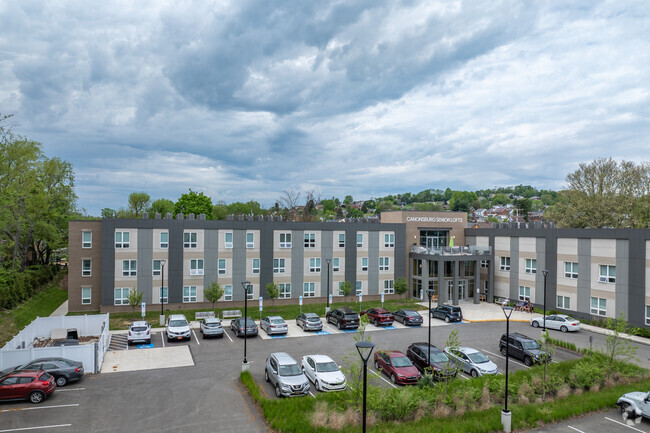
<box><xmin>0</xmin><ymin>273</ymin><xmax>68</xmax><ymax>348</ymax></box>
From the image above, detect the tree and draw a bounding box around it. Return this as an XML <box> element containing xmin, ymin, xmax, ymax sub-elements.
<box><xmin>449</xmin><ymin>191</ymin><xmax>478</xmax><ymax>212</ymax></box>
<box><xmin>601</xmin><ymin>313</ymin><xmax>639</xmax><ymax>377</ymax></box>
<box><xmin>149</xmin><ymin>198</ymin><xmax>174</xmax><ymax>216</ymax></box>
<box><xmin>266</xmin><ymin>282</ymin><xmax>280</xmax><ymax>306</ymax></box>
<box><xmin>339</xmin><ymin>281</ymin><xmax>353</xmax><ymax>301</ymax></box>
<box><xmin>101</xmin><ymin>208</ymin><xmax>116</xmax><ymax>219</ymax></box>
<box><xmin>321</xmin><ymin>199</ymin><xmax>336</xmax><ymax>213</ymax></box>
<box><xmin>126</xmin><ymin>287</ymin><xmax>144</xmax><ymax>318</ymax></box>
<box><xmin>128</xmin><ymin>192</ymin><xmax>151</xmax><ymax>217</ymax></box>
<box><xmin>278</xmin><ymin>189</ymin><xmax>301</xmax><ymax>221</ymax></box>
<box><xmin>442</xmin><ymin>329</ymin><xmax>461</xmax><ymax>400</ymax></box>
<box><xmin>394</xmin><ymin>277</ymin><xmax>408</xmax><ymax>298</ymax></box>
<box><xmin>173</xmin><ymin>189</ymin><xmax>213</xmax><ymax>217</ymax></box>
<box><xmin>343</xmin><ymin>195</ymin><xmax>353</xmax><ymax>205</ymax></box>
<box><xmin>204</xmin><ymin>282</ymin><xmax>224</xmax><ymax>310</ymax></box>
<box><xmin>537</xmin><ymin>330</ymin><xmax>556</xmax><ymax>401</ymax></box>
<box><xmin>491</xmin><ymin>193</ymin><xmax>510</xmax><ymax>205</ymax></box>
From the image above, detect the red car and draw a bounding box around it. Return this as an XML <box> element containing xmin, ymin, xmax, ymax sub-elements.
<box><xmin>373</xmin><ymin>350</ymin><xmax>421</xmax><ymax>385</ymax></box>
<box><xmin>362</xmin><ymin>308</ymin><xmax>394</xmax><ymax>326</ymax></box>
<box><xmin>0</xmin><ymin>370</ymin><xmax>56</xmax><ymax>404</ymax></box>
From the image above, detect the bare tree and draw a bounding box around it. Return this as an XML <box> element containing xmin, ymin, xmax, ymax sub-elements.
<box><xmin>302</xmin><ymin>188</ymin><xmax>321</xmax><ymax>222</ymax></box>
<box><xmin>277</xmin><ymin>189</ymin><xmax>301</xmax><ymax>221</ymax></box>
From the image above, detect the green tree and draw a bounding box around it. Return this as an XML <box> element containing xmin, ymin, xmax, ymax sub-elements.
<box><xmin>173</xmin><ymin>189</ymin><xmax>213</xmax><ymax>217</ymax></box>
<box><xmin>537</xmin><ymin>330</ymin><xmax>556</xmax><ymax>401</ymax></box>
<box><xmin>491</xmin><ymin>193</ymin><xmax>510</xmax><ymax>205</ymax></box>
<box><xmin>394</xmin><ymin>277</ymin><xmax>408</xmax><ymax>298</ymax></box>
<box><xmin>601</xmin><ymin>313</ymin><xmax>639</xmax><ymax>377</ymax></box>
<box><xmin>126</xmin><ymin>287</ymin><xmax>144</xmax><ymax>318</ymax></box>
<box><xmin>266</xmin><ymin>281</ymin><xmax>280</xmax><ymax>306</ymax></box>
<box><xmin>204</xmin><ymin>281</ymin><xmax>224</xmax><ymax>310</ymax></box>
<box><xmin>101</xmin><ymin>208</ymin><xmax>116</xmax><ymax>218</ymax></box>
<box><xmin>212</xmin><ymin>201</ymin><xmax>228</xmax><ymax>220</ymax></box>
<box><xmin>442</xmin><ymin>329</ymin><xmax>461</xmax><ymax>400</ymax></box>
<box><xmin>321</xmin><ymin>199</ymin><xmax>336</xmax><ymax>213</ymax></box>
<box><xmin>149</xmin><ymin>198</ymin><xmax>174</xmax><ymax>216</ymax></box>
<box><xmin>128</xmin><ymin>192</ymin><xmax>151</xmax><ymax>217</ymax></box>
<box><xmin>343</xmin><ymin>195</ymin><xmax>353</xmax><ymax>205</ymax></box>
<box><xmin>339</xmin><ymin>281</ymin><xmax>353</xmax><ymax>301</ymax></box>
<box><xmin>449</xmin><ymin>191</ymin><xmax>478</xmax><ymax>212</ymax></box>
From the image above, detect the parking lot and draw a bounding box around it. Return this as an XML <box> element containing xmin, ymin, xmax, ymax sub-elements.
<box><xmin>0</xmin><ymin>313</ymin><xmax>646</xmax><ymax>432</ymax></box>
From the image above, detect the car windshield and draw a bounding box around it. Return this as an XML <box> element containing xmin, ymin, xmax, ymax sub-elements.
<box><xmin>245</xmin><ymin>319</ymin><xmax>256</xmax><ymax>326</ymax></box>
<box><xmin>308</xmin><ymin>317</ymin><xmax>321</xmax><ymax>322</ymax></box>
<box><xmin>467</xmin><ymin>352</ymin><xmax>489</xmax><ymax>364</ymax></box>
<box><xmin>391</xmin><ymin>356</ymin><xmax>413</xmax><ymax>368</ymax></box>
<box><xmin>522</xmin><ymin>341</ymin><xmax>540</xmax><ymax>350</ymax></box>
<box><xmin>403</xmin><ymin>310</ymin><xmax>418</xmax><ymax>316</ymax></box>
<box><xmin>206</xmin><ymin>322</ymin><xmax>221</xmax><ymax>328</ymax></box>
<box><xmin>316</xmin><ymin>362</ymin><xmax>339</xmax><ymax>373</ymax></box>
<box><xmin>169</xmin><ymin>320</ymin><xmax>187</xmax><ymax>327</ymax></box>
<box><xmin>279</xmin><ymin>364</ymin><xmax>302</xmax><ymax>376</ymax></box>
<box><xmin>270</xmin><ymin>319</ymin><xmax>285</xmax><ymax>324</ymax></box>
<box><xmin>430</xmin><ymin>352</ymin><xmax>448</xmax><ymax>363</ymax></box>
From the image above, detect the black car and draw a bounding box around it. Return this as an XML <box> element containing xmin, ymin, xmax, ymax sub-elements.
<box><xmin>499</xmin><ymin>332</ymin><xmax>551</xmax><ymax>366</ymax></box>
<box><xmin>406</xmin><ymin>342</ymin><xmax>457</xmax><ymax>380</ymax></box>
<box><xmin>1</xmin><ymin>357</ymin><xmax>84</xmax><ymax>387</ymax></box>
<box><xmin>230</xmin><ymin>317</ymin><xmax>259</xmax><ymax>338</ymax></box>
<box><xmin>296</xmin><ymin>313</ymin><xmax>323</xmax><ymax>331</ymax></box>
<box><xmin>325</xmin><ymin>308</ymin><xmax>359</xmax><ymax>330</ymax></box>
<box><xmin>392</xmin><ymin>310</ymin><xmax>423</xmax><ymax>326</ymax></box>
<box><xmin>430</xmin><ymin>305</ymin><xmax>463</xmax><ymax>323</ymax></box>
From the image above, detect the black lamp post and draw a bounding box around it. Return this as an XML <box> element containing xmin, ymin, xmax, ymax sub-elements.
<box><xmin>159</xmin><ymin>259</ymin><xmax>166</xmax><ymax>325</ymax></box>
<box><xmin>502</xmin><ymin>305</ymin><xmax>514</xmax><ymax>432</ymax></box>
<box><xmin>426</xmin><ymin>288</ymin><xmax>435</xmax><ymax>371</ymax></box>
<box><xmin>355</xmin><ymin>341</ymin><xmax>375</xmax><ymax>433</ymax></box>
<box><xmin>542</xmin><ymin>269</ymin><xmax>549</xmax><ymax>331</ymax></box>
<box><xmin>242</xmin><ymin>281</ymin><xmax>251</xmax><ymax>365</ymax></box>
<box><xmin>326</xmin><ymin>258</ymin><xmax>331</xmax><ymax>314</ymax></box>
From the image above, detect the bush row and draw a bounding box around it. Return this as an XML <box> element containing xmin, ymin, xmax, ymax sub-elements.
<box><xmin>0</xmin><ymin>265</ymin><xmax>58</xmax><ymax>309</ymax></box>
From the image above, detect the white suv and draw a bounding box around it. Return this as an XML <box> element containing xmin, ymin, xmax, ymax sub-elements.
<box><xmin>166</xmin><ymin>314</ymin><xmax>191</xmax><ymax>342</ymax></box>
<box><xmin>128</xmin><ymin>321</ymin><xmax>151</xmax><ymax>345</ymax></box>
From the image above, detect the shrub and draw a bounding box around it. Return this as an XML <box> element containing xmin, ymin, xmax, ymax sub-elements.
<box><xmin>570</xmin><ymin>361</ymin><xmax>605</xmax><ymax>390</ymax></box>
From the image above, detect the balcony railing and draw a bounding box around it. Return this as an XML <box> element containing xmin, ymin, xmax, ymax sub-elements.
<box><xmin>410</xmin><ymin>245</ymin><xmax>492</xmax><ymax>256</ymax></box>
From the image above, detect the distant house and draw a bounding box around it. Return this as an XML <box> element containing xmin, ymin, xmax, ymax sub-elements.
<box><xmin>469</xmin><ymin>221</ymin><xmax>494</xmax><ymax>229</ymax></box>
<box><xmin>528</xmin><ymin>211</ymin><xmax>544</xmax><ymax>222</ymax></box>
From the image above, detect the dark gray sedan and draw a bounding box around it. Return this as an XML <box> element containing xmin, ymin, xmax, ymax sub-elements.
<box><xmin>1</xmin><ymin>357</ymin><xmax>84</xmax><ymax>387</ymax></box>
<box><xmin>392</xmin><ymin>310</ymin><xmax>423</xmax><ymax>326</ymax></box>
<box><xmin>296</xmin><ymin>313</ymin><xmax>323</xmax><ymax>331</ymax></box>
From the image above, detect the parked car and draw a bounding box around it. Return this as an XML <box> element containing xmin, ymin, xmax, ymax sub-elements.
<box><xmin>430</xmin><ymin>305</ymin><xmax>463</xmax><ymax>323</ymax></box>
<box><xmin>373</xmin><ymin>350</ymin><xmax>421</xmax><ymax>385</ymax></box>
<box><xmin>301</xmin><ymin>354</ymin><xmax>346</xmax><ymax>392</ymax></box>
<box><xmin>166</xmin><ymin>314</ymin><xmax>191</xmax><ymax>341</ymax></box>
<box><xmin>325</xmin><ymin>308</ymin><xmax>359</xmax><ymax>330</ymax></box>
<box><xmin>499</xmin><ymin>333</ymin><xmax>551</xmax><ymax>366</ymax></box>
<box><xmin>361</xmin><ymin>308</ymin><xmax>394</xmax><ymax>326</ymax></box>
<box><xmin>199</xmin><ymin>317</ymin><xmax>224</xmax><ymax>339</ymax></box>
<box><xmin>296</xmin><ymin>313</ymin><xmax>323</xmax><ymax>331</ymax></box>
<box><xmin>265</xmin><ymin>352</ymin><xmax>310</xmax><ymax>397</ymax></box>
<box><xmin>231</xmin><ymin>317</ymin><xmax>259</xmax><ymax>338</ymax></box>
<box><xmin>443</xmin><ymin>347</ymin><xmax>498</xmax><ymax>377</ymax></box>
<box><xmin>0</xmin><ymin>358</ymin><xmax>84</xmax><ymax>387</ymax></box>
<box><xmin>618</xmin><ymin>391</ymin><xmax>650</xmax><ymax>420</ymax></box>
<box><xmin>406</xmin><ymin>342</ymin><xmax>457</xmax><ymax>380</ymax></box>
<box><xmin>392</xmin><ymin>309</ymin><xmax>423</xmax><ymax>326</ymax></box>
<box><xmin>260</xmin><ymin>316</ymin><xmax>288</xmax><ymax>335</ymax></box>
<box><xmin>530</xmin><ymin>314</ymin><xmax>581</xmax><ymax>332</ymax></box>
<box><xmin>0</xmin><ymin>370</ymin><xmax>56</xmax><ymax>403</ymax></box>
<box><xmin>128</xmin><ymin>321</ymin><xmax>151</xmax><ymax>345</ymax></box>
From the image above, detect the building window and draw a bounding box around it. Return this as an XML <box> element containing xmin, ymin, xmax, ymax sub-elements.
<box><xmin>357</xmin><ymin>234</ymin><xmax>363</xmax><ymax>248</ymax></box>
<box><xmin>337</xmin><ymin>282</ymin><xmax>345</xmax><ymax>296</ymax></box>
<box><xmin>81</xmin><ymin>287</ymin><xmax>91</xmax><ymax>305</ymax></box>
<box><xmin>332</xmin><ymin>257</ymin><xmax>340</xmax><ymax>272</ymax></box>
<box><xmin>153</xmin><ymin>260</ymin><xmax>162</xmax><ymax>276</ymax></box>
<box><xmin>273</xmin><ymin>258</ymin><xmax>285</xmax><ymax>274</ymax></box>
<box><xmin>481</xmin><ymin>260</ymin><xmax>489</xmax><ymax>268</ymax></box>
<box><xmin>279</xmin><ymin>283</ymin><xmax>291</xmax><ymax>299</ymax></box>
<box><xmin>82</xmin><ymin>259</ymin><xmax>92</xmax><ymax>277</ymax></box>
<box><xmin>557</xmin><ymin>295</ymin><xmax>570</xmax><ymax>309</ymax></box>
<box><xmin>518</xmin><ymin>286</ymin><xmax>530</xmax><ymax>302</ymax></box>
<box><xmin>224</xmin><ymin>285</ymin><xmax>232</xmax><ymax>301</ymax></box>
<box><xmin>591</xmin><ymin>297</ymin><xmax>606</xmax><ymax>316</ymax></box>
<box><xmin>384</xmin><ymin>233</ymin><xmax>394</xmax><ymax>248</ymax></box>
<box><xmin>114</xmin><ymin>288</ymin><xmax>130</xmax><ymax>305</ymax></box>
<box><xmin>218</xmin><ymin>259</ymin><xmax>226</xmax><ymax>275</ymax></box>
<box><xmin>525</xmin><ymin>259</ymin><xmax>537</xmax><ymax>274</ymax></box>
<box><xmin>646</xmin><ymin>306</ymin><xmax>650</xmax><ymax>326</ymax></box>
<box><xmin>115</xmin><ymin>231</ymin><xmax>130</xmax><ymax>248</ymax></box>
<box><xmin>303</xmin><ymin>282</ymin><xmax>315</xmax><ymax>297</ymax></box>
<box><xmin>160</xmin><ymin>232</ymin><xmax>168</xmax><ymax>248</ymax></box>
<box><xmin>499</xmin><ymin>257</ymin><xmax>510</xmax><ymax>271</ymax></box>
<box><xmin>599</xmin><ymin>265</ymin><xmax>616</xmax><ymax>283</ymax></box>
<box><xmin>245</xmin><ymin>284</ymin><xmax>254</xmax><ymax>300</ymax></box>
<box><xmin>279</xmin><ymin>233</ymin><xmax>292</xmax><ymax>248</ymax></box>
<box><xmin>383</xmin><ymin>280</ymin><xmax>394</xmax><ymax>294</ymax></box>
<box><xmin>159</xmin><ymin>287</ymin><xmax>168</xmax><ymax>303</ymax></box>
<box><xmin>379</xmin><ymin>257</ymin><xmax>390</xmax><ymax>271</ymax></box>
<box><xmin>361</xmin><ymin>257</ymin><xmax>368</xmax><ymax>272</ymax></box>
<box><xmin>224</xmin><ymin>232</ymin><xmax>233</xmax><ymax>248</ymax></box>
<box><xmin>564</xmin><ymin>262</ymin><xmax>578</xmax><ymax>279</ymax></box>
<box><xmin>413</xmin><ymin>259</ymin><xmax>422</xmax><ymax>276</ymax></box>
<box><xmin>246</xmin><ymin>232</ymin><xmax>254</xmax><ymax>248</ymax></box>
<box><xmin>184</xmin><ymin>232</ymin><xmax>197</xmax><ymax>248</ymax></box>
<box><xmin>190</xmin><ymin>259</ymin><xmax>204</xmax><ymax>276</ymax></box>
<box><xmin>309</xmin><ymin>257</ymin><xmax>321</xmax><ymax>273</ymax></box>
<box><xmin>355</xmin><ymin>281</ymin><xmax>362</xmax><ymax>295</ymax></box>
<box><xmin>122</xmin><ymin>260</ymin><xmax>137</xmax><ymax>277</ymax></box>
<box><xmin>304</xmin><ymin>233</ymin><xmax>316</xmax><ymax>248</ymax></box>
<box><xmin>338</xmin><ymin>233</ymin><xmax>345</xmax><ymax>248</ymax></box>
<box><xmin>252</xmin><ymin>258</ymin><xmax>260</xmax><ymax>274</ymax></box>
<box><xmin>183</xmin><ymin>286</ymin><xmax>197</xmax><ymax>302</ymax></box>
<box><xmin>82</xmin><ymin>231</ymin><xmax>92</xmax><ymax>248</ymax></box>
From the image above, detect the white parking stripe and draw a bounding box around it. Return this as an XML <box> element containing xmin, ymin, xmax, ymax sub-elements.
<box><xmin>160</xmin><ymin>331</ymin><xmax>165</xmax><ymax>348</ymax></box>
<box><xmin>192</xmin><ymin>330</ymin><xmax>200</xmax><ymax>345</ymax></box>
<box><xmin>0</xmin><ymin>404</ymin><xmax>79</xmax><ymax>413</ymax></box>
<box><xmin>55</xmin><ymin>388</ymin><xmax>85</xmax><ymax>392</ymax></box>
<box><xmin>309</xmin><ymin>392</ymin><xmax>316</xmax><ymax>398</ymax></box>
<box><xmin>224</xmin><ymin>328</ymin><xmax>233</xmax><ymax>343</ymax></box>
<box><xmin>568</xmin><ymin>426</ymin><xmax>586</xmax><ymax>433</ymax></box>
<box><xmin>0</xmin><ymin>425</ymin><xmax>72</xmax><ymax>432</ymax></box>
<box><xmin>368</xmin><ymin>368</ymin><xmax>398</xmax><ymax>388</ymax></box>
<box><xmin>482</xmin><ymin>350</ymin><xmax>529</xmax><ymax>368</ymax></box>
<box><xmin>604</xmin><ymin>416</ymin><xmax>646</xmax><ymax>432</ymax></box>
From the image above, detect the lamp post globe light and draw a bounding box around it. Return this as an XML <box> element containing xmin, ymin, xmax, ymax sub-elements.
<box><xmin>159</xmin><ymin>259</ymin><xmax>166</xmax><ymax>326</ymax></box>
<box><xmin>502</xmin><ymin>306</ymin><xmax>514</xmax><ymax>433</ymax></box>
<box><xmin>326</xmin><ymin>258</ymin><xmax>332</xmax><ymax>314</ymax></box>
<box><xmin>542</xmin><ymin>269</ymin><xmax>549</xmax><ymax>331</ymax></box>
<box><xmin>355</xmin><ymin>341</ymin><xmax>375</xmax><ymax>433</ymax></box>
<box><xmin>241</xmin><ymin>281</ymin><xmax>251</xmax><ymax>369</ymax></box>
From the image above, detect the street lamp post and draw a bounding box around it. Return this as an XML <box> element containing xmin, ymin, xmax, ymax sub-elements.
<box><xmin>241</xmin><ymin>281</ymin><xmax>251</xmax><ymax>368</ymax></box>
<box><xmin>502</xmin><ymin>306</ymin><xmax>514</xmax><ymax>433</ymax></box>
<box><xmin>355</xmin><ymin>341</ymin><xmax>375</xmax><ymax>433</ymax></box>
<box><xmin>159</xmin><ymin>259</ymin><xmax>166</xmax><ymax>326</ymax></box>
<box><xmin>426</xmin><ymin>288</ymin><xmax>435</xmax><ymax>371</ymax></box>
<box><xmin>542</xmin><ymin>270</ymin><xmax>549</xmax><ymax>331</ymax></box>
<box><xmin>326</xmin><ymin>258</ymin><xmax>331</xmax><ymax>314</ymax></box>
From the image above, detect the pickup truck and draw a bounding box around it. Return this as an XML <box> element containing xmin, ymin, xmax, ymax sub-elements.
<box><xmin>617</xmin><ymin>391</ymin><xmax>650</xmax><ymax>419</ymax></box>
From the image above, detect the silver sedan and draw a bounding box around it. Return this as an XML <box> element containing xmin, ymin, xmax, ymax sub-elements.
<box><xmin>260</xmin><ymin>316</ymin><xmax>288</xmax><ymax>335</ymax></box>
<box><xmin>443</xmin><ymin>346</ymin><xmax>498</xmax><ymax>378</ymax></box>
<box><xmin>530</xmin><ymin>314</ymin><xmax>581</xmax><ymax>332</ymax></box>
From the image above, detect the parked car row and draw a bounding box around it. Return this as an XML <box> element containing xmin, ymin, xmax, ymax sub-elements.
<box><xmin>264</xmin><ymin>352</ymin><xmax>348</xmax><ymax>397</ymax></box>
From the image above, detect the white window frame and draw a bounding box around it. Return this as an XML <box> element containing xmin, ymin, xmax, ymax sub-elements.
<box><xmin>337</xmin><ymin>281</ymin><xmax>345</xmax><ymax>296</ymax></box>
<box><xmin>646</xmin><ymin>306</ymin><xmax>650</xmax><ymax>326</ymax></box>
<box><xmin>82</xmin><ymin>231</ymin><xmax>92</xmax><ymax>248</ymax></box>
<box><xmin>518</xmin><ymin>285</ymin><xmax>530</xmax><ymax>302</ymax></box>
<box><xmin>152</xmin><ymin>260</ymin><xmax>162</xmax><ymax>276</ymax></box>
<box><xmin>190</xmin><ymin>259</ymin><xmax>204</xmax><ymax>276</ymax></box>
<box><xmin>379</xmin><ymin>257</ymin><xmax>389</xmax><ymax>271</ymax></box>
<box><xmin>309</xmin><ymin>257</ymin><xmax>321</xmax><ymax>273</ymax></box>
<box><xmin>114</xmin><ymin>288</ymin><xmax>130</xmax><ymax>305</ymax></box>
<box><xmin>81</xmin><ymin>287</ymin><xmax>91</xmax><ymax>305</ymax></box>
<box><xmin>82</xmin><ymin>259</ymin><xmax>92</xmax><ymax>277</ymax></box>
<box><xmin>184</xmin><ymin>232</ymin><xmax>197</xmax><ymax>248</ymax></box>
<box><xmin>279</xmin><ymin>283</ymin><xmax>291</xmax><ymax>299</ymax></box>
<box><xmin>218</xmin><ymin>259</ymin><xmax>226</xmax><ymax>275</ymax></box>
<box><xmin>273</xmin><ymin>258</ymin><xmax>285</xmax><ymax>274</ymax></box>
<box><xmin>159</xmin><ymin>286</ymin><xmax>168</xmax><ymax>304</ymax></box>
<box><xmin>332</xmin><ymin>257</ymin><xmax>340</xmax><ymax>272</ymax></box>
<box><xmin>246</xmin><ymin>232</ymin><xmax>254</xmax><ymax>249</ymax></box>
<box><xmin>279</xmin><ymin>233</ymin><xmax>292</xmax><ymax>248</ymax></box>
<box><xmin>338</xmin><ymin>233</ymin><xmax>345</xmax><ymax>248</ymax></box>
<box><xmin>122</xmin><ymin>260</ymin><xmax>137</xmax><ymax>277</ymax></box>
<box><xmin>499</xmin><ymin>256</ymin><xmax>510</xmax><ymax>271</ymax></box>
<box><xmin>224</xmin><ymin>232</ymin><xmax>233</xmax><ymax>249</ymax></box>
<box><xmin>245</xmin><ymin>284</ymin><xmax>254</xmax><ymax>300</ymax></box>
<box><xmin>303</xmin><ymin>282</ymin><xmax>315</xmax><ymax>297</ymax></box>
<box><xmin>355</xmin><ymin>281</ymin><xmax>362</xmax><ymax>295</ymax></box>
<box><xmin>357</xmin><ymin>233</ymin><xmax>363</xmax><ymax>248</ymax></box>
<box><xmin>591</xmin><ymin>297</ymin><xmax>606</xmax><ymax>316</ymax></box>
<box><xmin>252</xmin><ymin>258</ymin><xmax>260</xmax><ymax>274</ymax></box>
<box><xmin>525</xmin><ymin>259</ymin><xmax>537</xmax><ymax>274</ymax></box>
<box><xmin>183</xmin><ymin>286</ymin><xmax>197</xmax><ymax>302</ymax></box>
<box><xmin>557</xmin><ymin>295</ymin><xmax>570</xmax><ymax>309</ymax></box>
<box><xmin>599</xmin><ymin>265</ymin><xmax>616</xmax><ymax>283</ymax></box>
<box><xmin>115</xmin><ymin>231</ymin><xmax>130</xmax><ymax>248</ymax></box>
<box><xmin>384</xmin><ymin>233</ymin><xmax>394</xmax><ymax>248</ymax></box>
<box><xmin>564</xmin><ymin>262</ymin><xmax>578</xmax><ymax>279</ymax></box>
<box><xmin>160</xmin><ymin>232</ymin><xmax>168</xmax><ymax>249</ymax></box>
<box><xmin>383</xmin><ymin>280</ymin><xmax>394</xmax><ymax>294</ymax></box>
<box><xmin>224</xmin><ymin>285</ymin><xmax>232</xmax><ymax>301</ymax></box>
<box><xmin>361</xmin><ymin>257</ymin><xmax>368</xmax><ymax>272</ymax></box>
<box><xmin>304</xmin><ymin>233</ymin><xmax>316</xmax><ymax>248</ymax></box>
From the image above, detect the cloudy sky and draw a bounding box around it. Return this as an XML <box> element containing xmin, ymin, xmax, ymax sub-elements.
<box><xmin>1</xmin><ymin>1</ymin><xmax>648</xmax><ymax>215</ymax></box>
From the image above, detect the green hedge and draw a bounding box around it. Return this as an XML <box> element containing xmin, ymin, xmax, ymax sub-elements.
<box><xmin>0</xmin><ymin>265</ymin><xmax>58</xmax><ymax>309</ymax></box>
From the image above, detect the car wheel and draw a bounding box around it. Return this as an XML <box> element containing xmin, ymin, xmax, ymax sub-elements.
<box><xmin>374</xmin><ymin>360</ymin><xmax>380</xmax><ymax>370</ymax></box>
<box><xmin>29</xmin><ymin>391</ymin><xmax>45</xmax><ymax>404</ymax></box>
<box><xmin>315</xmin><ymin>380</ymin><xmax>321</xmax><ymax>392</ymax></box>
<box><xmin>145</xmin><ymin>339</ymin><xmax>150</xmax><ymax>344</ymax></box>
<box><xmin>374</xmin><ymin>319</ymin><xmax>379</xmax><ymax>326</ymax></box>
<box><xmin>337</xmin><ymin>321</ymin><xmax>342</xmax><ymax>330</ymax></box>
<box><xmin>620</xmin><ymin>402</ymin><xmax>637</xmax><ymax>419</ymax></box>
<box><xmin>390</xmin><ymin>373</ymin><xmax>396</xmax><ymax>384</ymax></box>
<box><xmin>265</xmin><ymin>369</ymin><xmax>270</xmax><ymax>383</ymax></box>
<box><xmin>275</xmin><ymin>384</ymin><xmax>282</xmax><ymax>398</ymax></box>
<box><xmin>55</xmin><ymin>376</ymin><xmax>68</xmax><ymax>387</ymax></box>
<box><xmin>532</xmin><ymin>320</ymin><xmax>539</xmax><ymax>328</ymax></box>
<box><xmin>444</xmin><ymin>316</ymin><xmax>450</xmax><ymax>323</ymax></box>
<box><xmin>202</xmin><ymin>333</ymin><xmax>206</xmax><ymax>339</ymax></box>
<box><xmin>560</xmin><ymin>325</ymin><xmax>568</xmax><ymax>333</ymax></box>
<box><xmin>500</xmin><ymin>346</ymin><xmax>507</xmax><ymax>356</ymax></box>
<box><xmin>524</xmin><ymin>356</ymin><xmax>533</xmax><ymax>366</ymax></box>
<box><xmin>470</xmin><ymin>369</ymin><xmax>479</xmax><ymax>378</ymax></box>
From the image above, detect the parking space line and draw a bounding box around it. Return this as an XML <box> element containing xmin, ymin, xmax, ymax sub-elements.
<box><xmin>568</xmin><ymin>426</ymin><xmax>586</xmax><ymax>433</ymax></box>
<box><xmin>0</xmin><ymin>425</ymin><xmax>72</xmax><ymax>432</ymax></box>
<box><xmin>1</xmin><ymin>404</ymin><xmax>79</xmax><ymax>413</ymax></box>
<box><xmin>224</xmin><ymin>329</ymin><xmax>233</xmax><ymax>342</ymax></box>
<box><xmin>309</xmin><ymin>392</ymin><xmax>316</xmax><ymax>398</ymax></box>
<box><xmin>604</xmin><ymin>416</ymin><xmax>646</xmax><ymax>432</ymax></box>
<box><xmin>192</xmin><ymin>330</ymin><xmax>200</xmax><ymax>345</ymax></box>
<box><xmin>482</xmin><ymin>349</ymin><xmax>529</xmax><ymax>368</ymax></box>
<box><xmin>55</xmin><ymin>388</ymin><xmax>85</xmax><ymax>392</ymax></box>
<box><xmin>368</xmin><ymin>368</ymin><xmax>398</xmax><ymax>389</ymax></box>
<box><xmin>160</xmin><ymin>331</ymin><xmax>165</xmax><ymax>348</ymax></box>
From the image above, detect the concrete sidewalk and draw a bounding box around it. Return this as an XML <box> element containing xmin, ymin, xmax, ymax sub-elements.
<box><xmin>49</xmin><ymin>300</ymin><xmax>68</xmax><ymax>317</ymax></box>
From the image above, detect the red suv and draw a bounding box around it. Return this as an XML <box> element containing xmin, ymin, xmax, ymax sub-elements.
<box><xmin>362</xmin><ymin>308</ymin><xmax>394</xmax><ymax>327</ymax></box>
<box><xmin>0</xmin><ymin>370</ymin><xmax>56</xmax><ymax>404</ymax></box>
<box><xmin>373</xmin><ymin>350</ymin><xmax>421</xmax><ymax>385</ymax></box>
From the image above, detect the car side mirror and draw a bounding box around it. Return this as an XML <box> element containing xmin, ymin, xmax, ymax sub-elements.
<box><xmin>272</xmin><ymin>369</ymin><xmax>277</xmax><ymax>375</ymax></box>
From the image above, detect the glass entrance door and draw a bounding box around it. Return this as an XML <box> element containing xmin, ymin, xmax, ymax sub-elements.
<box><xmin>447</xmin><ymin>280</ymin><xmax>467</xmax><ymax>301</ymax></box>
